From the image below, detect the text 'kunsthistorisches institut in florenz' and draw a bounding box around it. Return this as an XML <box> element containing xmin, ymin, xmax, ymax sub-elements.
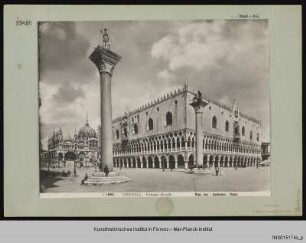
<box><xmin>112</xmin><ymin>81</ymin><xmax>262</xmax><ymax>170</ymax></box>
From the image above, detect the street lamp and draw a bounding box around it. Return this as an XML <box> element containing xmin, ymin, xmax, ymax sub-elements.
<box><xmin>47</xmin><ymin>153</ymin><xmax>50</xmax><ymax>173</ymax></box>
<box><xmin>74</xmin><ymin>147</ymin><xmax>78</xmax><ymax>176</ymax></box>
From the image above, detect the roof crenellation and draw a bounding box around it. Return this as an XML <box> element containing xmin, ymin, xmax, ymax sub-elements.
<box><xmin>112</xmin><ymin>84</ymin><xmax>261</xmax><ymax>124</ymax></box>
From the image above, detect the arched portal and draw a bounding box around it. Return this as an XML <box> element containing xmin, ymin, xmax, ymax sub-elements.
<box><xmin>169</xmin><ymin>155</ymin><xmax>175</xmax><ymax>169</ymax></box>
<box><xmin>161</xmin><ymin>156</ymin><xmax>167</xmax><ymax>169</ymax></box>
<box><xmin>188</xmin><ymin>154</ymin><xmax>195</xmax><ymax>168</ymax></box>
<box><xmin>203</xmin><ymin>154</ymin><xmax>208</xmax><ymax>163</ymax></box>
<box><xmin>148</xmin><ymin>156</ymin><xmax>153</xmax><ymax>168</ymax></box>
<box><xmin>154</xmin><ymin>156</ymin><xmax>160</xmax><ymax>168</ymax></box>
<box><xmin>137</xmin><ymin>157</ymin><xmax>141</xmax><ymax>168</ymax></box>
<box><xmin>214</xmin><ymin>156</ymin><xmax>219</xmax><ymax>168</ymax></box>
<box><xmin>142</xmin><ymin>157</ymin><xmax>147</xmax><ymax>168</ymax></box>
<box><xmin>233</xmin><ymin>157</ymin><xmax>237</xmax><ymax>168</ymax></box>
<box><xmin>209</xmin><ymin>155</ymin><xmax>214</xmax><ymax>168</ymax></box>
<box><xmin>177</xmin><ymin>154</ymin><xmax>185</xmax><ymax>169</ymax></box>
<box><xmin>65</xmin><ymin>151</ymin><xmax>76</xmax><ymax>161</ymax></box>
<box><xmin>220</xmin><ymin>156</ymin><xmax>224</xmax><ymax>167</ymax></box>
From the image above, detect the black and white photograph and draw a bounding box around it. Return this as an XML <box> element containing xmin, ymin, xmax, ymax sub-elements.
<box><xmin>38</xmin><ymin>20</ymin><xmax>271</xmax><ymax>196</ymax></box>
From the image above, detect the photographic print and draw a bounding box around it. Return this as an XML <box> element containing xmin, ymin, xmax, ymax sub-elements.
<box><xmin>38</xmin><ymin>20</ymin><xmax>270</xmax><ymax>197</ymax></box>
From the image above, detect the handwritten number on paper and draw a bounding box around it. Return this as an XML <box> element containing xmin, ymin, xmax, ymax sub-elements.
<box><xmin>16</xmin><ymin>18</ymin><xmax>32</xmax><ymax>26</ymax></box>
<box><xmin>238</xmin><ymin>14</ymin><xmax>260</xmax><ymax>19</ymax></box>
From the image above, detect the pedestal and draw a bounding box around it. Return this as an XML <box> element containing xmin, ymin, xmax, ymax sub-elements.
<box><xmin>84</xmin><ymin>171</ymin><xmax>130</xmax><ymax>185</ymax></box>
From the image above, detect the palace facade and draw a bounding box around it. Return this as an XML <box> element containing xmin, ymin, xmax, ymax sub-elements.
<box><xmin>45</xmin><ymin>118</ymin><xmax>99</xmax><ymax>168</ymax></box>
<box><xmin>112</xmin><ymin>83</ymin><xmax>262</xmax><ymax>170</ymax></box>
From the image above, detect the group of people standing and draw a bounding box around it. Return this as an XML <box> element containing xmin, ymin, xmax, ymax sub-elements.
<box><xmin>215</xmin><ymin>166</ymin><xmax>223</xmax><ymax>176</ymax></box>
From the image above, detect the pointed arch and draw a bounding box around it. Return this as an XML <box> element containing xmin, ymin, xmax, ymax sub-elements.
<box><xmin>166</xmin><ymin>112</ymin><xmax>173</xmax><ymax>125</ymax></box>
<box><xmin>148</xmin><ymin>118</ymin><xmax>153</xmax><ymax>131</ymax></box>
<box><xmin>212</xmin><ymin>116</ymin><xmax>217</xmax><ymax>129</ymax></box>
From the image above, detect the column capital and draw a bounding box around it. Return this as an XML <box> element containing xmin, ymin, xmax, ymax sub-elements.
<box><xmin>192</xmin><ymin>105</ymin><xmax>205</xmax><ymax>113</ymax></box>
<box><xmin>89</xmin><ymin>45</ymin><xmax>121</xmax><ymax>75</ymax></box>
<box><xmin>190</xmin><ymin>99</ymin><xmax>209</xmax><ymax>113</ymax></box>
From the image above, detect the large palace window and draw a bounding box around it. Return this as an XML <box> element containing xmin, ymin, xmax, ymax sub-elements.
<box><xmin>212</xmin><ymin>116</ymin><xmax>217</xmax><ymax>129</ymax></box>
<box><xmin>234</xmin><ymin>125</ymin><xmax>240</xmax><ymax>137</ymax></box>
<box><xmin>116</xmin><ymin>130</ymin><xmax>119</xmax><ymax>139</ymax></box>
<box><xmin>257</xmin><ymin>133</ymin><xmax>259</xmax><ymax>142</ymax></box>
<box><xmin>166</xmin><ymin>112</ymin><xmax>173</xmax><ymax>126</ymax></box>
<box><xmin>134</xmin><ymin>124</ymin><xmax>138</xmax><ymax>134</ymax></box>
<box><xmin>250</xmin><ymin>131</ymin><xmax>253</xmax><ymax>141</ymax></box>
<box><xmin>148</xmin><ymin>118</ymin><xmax>153</xmax><ymax>131</ymax></box>
<box><xmin>225</xmin><ymin>121</ymin><xmax>229</xmax><ymax>132</ymax></box>
<box><xmin>123</xmin><ymin>128</ymin><xmax>127</xmax><ymax>137</ymax></box>
<box><xmin>242</xmin><ymin>126</ymin><xmax>245</xmax><ymax>136</ymax></box>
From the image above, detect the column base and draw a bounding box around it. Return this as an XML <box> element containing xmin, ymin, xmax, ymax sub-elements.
<box><xmin>185</xmin><ymin>168</ymin><xmax>213</xmax><ymax>174</ymax></box>
<box><xmin>83</xmin><ymin>171</ymin><xmax>130</xmax><ymax>185</ymax></box>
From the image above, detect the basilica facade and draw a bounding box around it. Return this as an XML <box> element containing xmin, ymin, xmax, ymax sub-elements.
<box><xmin>112</xmin><ymin>83</ymin><xmax>262</xmax><ymax>170</ymax></box>
<box><xmin>46</xmin><ymin>118</ymin><xmax>99</xmax><ymax>168</ymax></box>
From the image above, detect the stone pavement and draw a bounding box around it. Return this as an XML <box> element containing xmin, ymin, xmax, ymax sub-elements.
<box><xmin>41</xmin><ymin>166</ymin><xmax>270</xmax><ymax>193</ymax></box>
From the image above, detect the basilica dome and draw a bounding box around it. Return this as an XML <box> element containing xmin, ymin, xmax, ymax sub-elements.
<box><xmin>78</xmin><ymin>121</ymin><xmax>97</xmax><ymax>139</ymax></box>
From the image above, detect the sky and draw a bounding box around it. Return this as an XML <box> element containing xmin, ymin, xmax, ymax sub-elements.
<box><xmin>39</xmin><ymin>20</ymin><xmax>270</xmax><ymax>149</ymax></box>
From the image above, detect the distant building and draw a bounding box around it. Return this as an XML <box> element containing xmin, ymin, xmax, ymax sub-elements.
<box><xmin>45</xmin><ymin>118</ymin><xmax>99</xmax><ymax>168</ymax></box>
<box><xmin>111</xmin><ymin>83</ymin><xmax>263</xmax><ymax>169</ymax></box>
<box><xmin>261</xmin><ymin>142</ymin><xmax>271</xmax><ymax>161</ymax></box>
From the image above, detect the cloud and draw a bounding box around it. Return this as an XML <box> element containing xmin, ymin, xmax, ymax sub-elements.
<box><xmin>219</xmin><ymin>95</ymin><xmax>232</xmax><ymax>106</ymax></box>
<box><xmin>39</xmin><ymin>22</ymin><xmax>91</xmax><ymax>73</ymax></box>
<box><xmin>52</xmin><ymin>82</ymin><xmax>85</xmax><ymax>104</ymax></box>
<box><xmin>157</xmin><ymin>69</ymin><xmax>176</xmax><ymax>81</ymax></box>
<box><xmin>151</xmin><ymin>20</ymin><xmax>268</xmax><ymax>72</ymax></box>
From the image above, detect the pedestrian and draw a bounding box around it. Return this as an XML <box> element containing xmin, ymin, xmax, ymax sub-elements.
<box><xmin>104</xmin><ymin>165</ymin><xmax>109</xmax><ymax>177</ymax></box>
<box><xmin>215</xmin><ymin>166</ymin><xmax>219</xmax><ymax>176</ymax></box>
<box><xmin>81</xmin><ymin>173</ymin><xmax>88</xmax><ymax>185</ymax></box>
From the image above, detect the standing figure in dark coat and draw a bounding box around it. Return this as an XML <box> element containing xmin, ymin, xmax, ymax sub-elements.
<box><xmin>104</xmin><ymin>165</ymin><xmax>109</xmax><ymax>177</ymax></box>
